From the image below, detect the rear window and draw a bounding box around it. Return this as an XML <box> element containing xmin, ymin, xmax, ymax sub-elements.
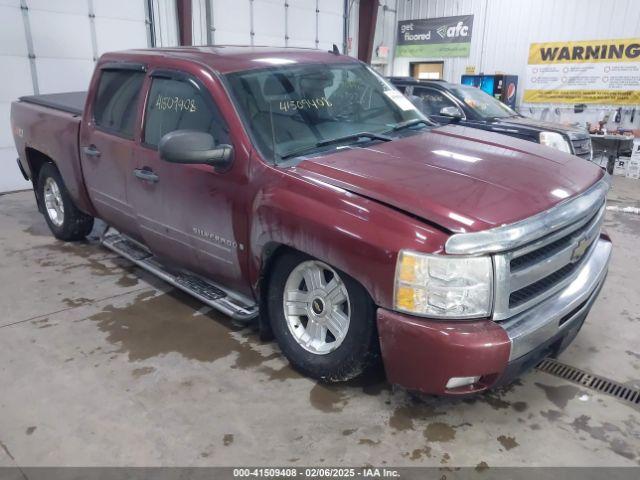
<box><xmin>93</xmin><ymin>69</ymin><xmax>145</xmax><ymax>138</ymax></box>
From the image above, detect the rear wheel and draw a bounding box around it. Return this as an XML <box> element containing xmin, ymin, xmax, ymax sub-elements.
<box><xmin>268</xmin><ymin>251</ymin><xmax>379</xmax><ymax>382</ymax></box>
<box><xmin>37</xmin><ymin>163</ymin><xmax>94</xmax><ymax>241</ymax></box>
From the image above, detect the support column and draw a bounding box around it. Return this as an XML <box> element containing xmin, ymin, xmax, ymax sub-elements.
<box><xmin>357</xmin><ymin>0</ymin><xmax>378</xmax><ymax>63</ymax></box>
<box><xmin>19</xmin><ymin>0</ymin><xmax>39</xmax><ymax>95</ymax></box>
<box><xmin>176</xmin><ymin>0</ymin><xmax>193</xmax><ymax>46</ymax></box>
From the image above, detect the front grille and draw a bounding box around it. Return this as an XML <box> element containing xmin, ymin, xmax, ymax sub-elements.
<box><xmin>510</xmin><ymin>234</ymin><xmax>573</xmax><ymax>271</ymax></box>
<box><xmin>493</xmin><ymin>201</ymin><xmax>605</xmax><ymax>320</ymax></box>
<box><xmin>571</xmin><ymin>137</ymin><xmax>592</xmax><ymax>159</ymax></box>
<box><xmin>509</xmin><ymin>207</ymin><xmax>600</xmax><ymax>272</ymax></box>
<box><xmin>510</xmin><ymin>260</ymin><xmax>580</xmax><ymax>308</ymax></box>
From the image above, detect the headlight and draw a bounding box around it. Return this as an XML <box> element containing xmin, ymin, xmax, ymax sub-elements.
<box><xmin>539</xmin><ymin>131</ymin><xmax>571</xmax><ymax>153</ymax></box>
<box><xmin>394</xmin><ymin>251</ymin><xmax>493</xmax><ymax>318</ymax></box>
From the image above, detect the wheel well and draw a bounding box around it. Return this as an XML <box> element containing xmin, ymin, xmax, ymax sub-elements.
<box><xmin>24</xmin><ymin>148</ymin><xmax>55</xmax><ymax>212</ymax></box>
<box><xmin>257</xmin><ymin>243</ymin><xmax>293</xmax><ymax>340</ymax></box>
<box><xmin>256</xmin><ymin>243</ymin><xmax>379</xmax><ymax>340</ymax></box>
<box><xmin>25</xmin><ymin>148</ymin><xmax>54</xmax><ymax>188</ymax></box>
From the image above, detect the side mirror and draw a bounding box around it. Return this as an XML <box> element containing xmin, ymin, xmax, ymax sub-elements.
<box><xmin>439</xmin><ymin>106</ymin><xmax>463</xmax><ymax>120</ymax></box>
<box><xmin>158</xmin><ymin>130</ymin><xmax>233</xmax><ymax>169</ymax></box>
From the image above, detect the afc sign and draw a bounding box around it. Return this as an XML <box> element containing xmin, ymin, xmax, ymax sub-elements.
<box><xmin>396</xmin><ymin>15</ymin><xmax>474</xmax><ymax>57</ymax></box>
<box><xmin>400</xmin><ymin>21</ymin><xmax>470</xmax><ymax>41</ymax></box>
<box><xmin>437</xmin><ymin>21</ymin><xmax>470</xmax><ymax>39</ymax></box>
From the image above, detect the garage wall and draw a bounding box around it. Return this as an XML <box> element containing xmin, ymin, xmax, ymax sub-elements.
<box><xmin>191</xmin><ymin>0</ymin><xmax>346</xmax><ymax>53</ymax></box>
<box><xmin>382</xmin><ymin>0</ymin><xmax>640</xmax><ymax>109</ymax></box>
<box><xmin>0</xmin><ymin>0</ymin><xmax>151</xmax><ymax>193</ymax></box>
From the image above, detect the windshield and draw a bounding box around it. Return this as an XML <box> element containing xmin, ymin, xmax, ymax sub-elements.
<box><xmin>225</xmin><ymin>62</ymin><xmax>426</xmax><ymax>161</ymax></box>
<box><xmin>448</xmin><ymin>85</ymin><xmax>518</xmax><ymax>119</ymax></box>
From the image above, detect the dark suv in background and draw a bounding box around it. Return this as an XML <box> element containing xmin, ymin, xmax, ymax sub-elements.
<box><xmin>388</xmin><ymin>77</ymin><xmax>593</xmax><ymax>162</ymax></box>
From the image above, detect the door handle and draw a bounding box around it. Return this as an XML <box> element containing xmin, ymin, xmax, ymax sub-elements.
<box><xmin>81</xmin><ymin>145</ymin><xmax>101</xmax><ymax>158</ymax></box>
<box><xmin>133</xmin><ymin>168</ymin><xmax>159</xmax><ymax>183</ymax></box>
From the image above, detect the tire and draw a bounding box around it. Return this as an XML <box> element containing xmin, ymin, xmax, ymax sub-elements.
<box><xmin>268</xmin><ymin>251</ymin><xmax>379</xmax><ymax>382</ymax></box>
<box><xmin>37</xmin><ymin>163</ymin><xmax>94</xmax><ymax>241</ymax></box>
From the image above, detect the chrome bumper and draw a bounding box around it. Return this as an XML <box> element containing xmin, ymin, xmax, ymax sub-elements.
<box><xmin>500</xmin><ymin>237</ymin><xmax>612</xmax><ymax>361</ymax></box>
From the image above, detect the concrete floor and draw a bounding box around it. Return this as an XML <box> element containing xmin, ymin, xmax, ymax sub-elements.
<box><xmin>0</xmin><ymin>177</ymin><xmax>639</xmax><ymax>468</ymax></box>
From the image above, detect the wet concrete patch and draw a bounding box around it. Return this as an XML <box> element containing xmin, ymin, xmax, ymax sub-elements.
<box><xmin>309</xmin><ymin>384</ymin><xmax>350</xmax><ymax>413</ymax></box>
<box><xmin>462</xmin><ymin>381</ymin><xmax>525</xmax><ymax>411</ymax></box>
<box><xmin>24</xmin><ymin>222</ymin><xmax>50</xmax><ymax>237</ymax></box>
<box><xmin>63</xmin><ymin>297</ymin><xmax>93</xmax><ymax>308</ymax></box>
<box><xmin>540</xmin><ymin>409</ymin><xmax>563</xmax><ymax>422</ymax></box>
<box><xmin>497</xmin><ymin>435</ymin><xmax>519</xmax><ymax>450</ymax></box>
<box><xmin>388</xmin><ymin>401</ymin><xmax>445</xmax><ymax>431</ymax></box>
<box><xmin>535</xmin><ymin>382</ymin><xmax>581</xmax><ymax>409</ymax></box>
<box><xmin>570</xmin><ymin>415</ymin><xmax>636</xmax><ymax>460</ymax></box>
<box><xmin>626</xmin><ymin>350</ymin><xmax>640</xmax><ymax>361</ymax></box>
<box><xmin>116</xmin><ymin>274</ymin><xmax>139</xmax><ymax>288</ymax></box>
<box><xmin>423</xmin><ymin>422</ymin><xmax>456</xmax><ymax>442</ymax></box>
<box><xmin>259</xmin><ymin>363</ymin><xmax>302</xmax><ymax>382</ymax></box>
<box><xmin>87</xmin><ymin>289</ymin><xmax>274</xmax><ymax>368</ymax></box>
<box><xmin>358</xmin><ymin>438</ymin><xmax>381</xmax><ymax>446</ymax></box>
<box><xmin>132</xmin><ymin>366</ymin><xmax>156</xmax><ymax>378</ymax></box>
<box><xmin>403</xmin><ymin>447</ymin><xmax>431</xmax><ymax>460</ymax></box>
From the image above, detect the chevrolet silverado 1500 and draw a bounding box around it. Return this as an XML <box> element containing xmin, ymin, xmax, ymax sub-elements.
<box><xmin>11</xmin><ymin>46</ymin><xmax>612</xmax><ymax>395</ymax></box>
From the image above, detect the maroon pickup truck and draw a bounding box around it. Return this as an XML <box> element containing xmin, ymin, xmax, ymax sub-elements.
<box><xmin>11</xmin><ymin>46</ymin><xmax>612</xmax><ymax>395</ymax></box>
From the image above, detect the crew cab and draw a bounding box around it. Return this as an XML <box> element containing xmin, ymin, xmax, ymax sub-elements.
<box><xmin>11</xmin><ymin>46</ymin><xmax>611</xmax><ymax>395</ymax></box>
<box><xmin>388</xmin><ymin>77</ymin><xmax>594</xmax><ymax>162</ymax></box>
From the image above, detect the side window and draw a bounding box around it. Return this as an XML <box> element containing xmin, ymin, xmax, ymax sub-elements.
<box><xmin>412</xmin><ymin>87</ymin><xmax>457</xmax><ymax>116</ymax></box>
<box><xmin>143</xmin><ymin>76</ymin><xmax>228</xmax><ymax>148</ymax></box>
<box><xmin>94</xmin><ymin>69</ymin><xmax>145</xmax><ymax>138</ymax></box>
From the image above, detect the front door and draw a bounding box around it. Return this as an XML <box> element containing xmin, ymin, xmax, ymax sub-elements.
<box><xmin>79</xmin><ymin>66</ymin><xmax>146</xmax><ymax>235</ymax></box>
<box><xmin>411</xmin><ymin>86</ymin><xmax>465</xmax><ymax>125</ymax></box>
<box><xmin>129</xmin><ymin>70</ymin><xmax>249</xmax><ymax>294</ymax></box>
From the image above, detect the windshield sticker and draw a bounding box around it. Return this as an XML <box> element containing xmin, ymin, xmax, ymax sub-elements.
<box><xmin>384</xmin><ymin>90</ymin><xmax>418</xmax><ymax>111</ymax></box>
<box><xmin>155</xmin><ymin>95</ymin><xmax>197</xmax><ymax>113</ymax></box>
<box><xmin>279</xmin><ymin>97</ymin><xmax>333</xmax><ymax>112</ymax></box>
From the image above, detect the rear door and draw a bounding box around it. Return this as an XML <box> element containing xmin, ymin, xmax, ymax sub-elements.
<box><xmin>128</xmin><ymin>69</ymin><xmax>249</xmax><ymax>293</ymax></box>
<box><xmin>79</xmin><ymin>64</ymin><xmax>146</xmax><ymax>236</ymax></box>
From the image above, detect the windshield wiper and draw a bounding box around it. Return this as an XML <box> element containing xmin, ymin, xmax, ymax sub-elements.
<box><xmin>385</xmin><ymin>118</ymin><xmax>431</xmax><ymax>133</ymax></box>
<box><xmin>279</xmin><ymin>132</ymin><xmax>392</xmax><ymax>160</ymax></box>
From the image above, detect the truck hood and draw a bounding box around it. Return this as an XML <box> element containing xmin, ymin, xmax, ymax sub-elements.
<box><xmin>495</xmin><ymin>116</ymin><xmax>589</xmax><ymax>139</ymax></box>
<box><xmin>293</xmin><ymin>125</ymin><xmax>603</xmax><ymax>233</ymax></box>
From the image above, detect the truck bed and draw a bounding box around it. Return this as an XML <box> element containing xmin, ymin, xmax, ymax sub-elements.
<box><xmin>19</xmin><ymin>91</ymin><xmax>87</xmax><ymax>116</ymax></box>
<box><xmin>11</xmin><ymin>92</ymin><xmax>94</xmax><ymax>214</ymax></box>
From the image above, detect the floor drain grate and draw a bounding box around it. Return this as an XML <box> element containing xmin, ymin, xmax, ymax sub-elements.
<box><xmin>536</xmin><ymin>358</ymin><xmax>640</xmax><ymax>407</ymax></box>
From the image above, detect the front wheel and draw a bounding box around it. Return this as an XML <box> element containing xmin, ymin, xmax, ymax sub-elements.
<box><xmin>37</xmin><ymin>163</ymin><xmax>94</xmax><ymax>241</ymax></box>
<box><xmin>268</xmin><ymin>251</ymin><xmax>379</xmax><ymax>382</ymax></box>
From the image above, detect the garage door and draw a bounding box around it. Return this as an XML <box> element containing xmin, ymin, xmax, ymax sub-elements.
<box><xmin>0</xmin><ymin>0</ymin><xmax>33</xmax><ymax>193</ymax></box>
<box><xmin>1</xmin><ymin>0</ymin><xmax>150</xmax><ymax>193</ymax></box>
<box><xmin>192</xmin><ymin>0</ymin><xmax>345</xmax><ymax>52</ymax></box>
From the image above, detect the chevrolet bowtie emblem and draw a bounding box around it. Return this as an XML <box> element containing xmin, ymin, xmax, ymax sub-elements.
<box><xmin>571</xmin><ymin>235</ymin><xmax>591</xmax><ymax>263</ymax></box>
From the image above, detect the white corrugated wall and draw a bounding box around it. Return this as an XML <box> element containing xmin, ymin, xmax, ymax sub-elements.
<box><xmin>382</xmin><ymin>0</ymin><xmax>640</xmax><ymax>108</ymax></box>
<box><xmin>1</xmin><ymin>0</ymin><xmax>151</xmax><ymax>193</ymax></box>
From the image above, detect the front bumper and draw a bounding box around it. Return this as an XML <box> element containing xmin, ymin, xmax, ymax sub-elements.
<box><xmin>377</xmin><ymin>236</ymin><xmax>612</xmax><ymax>396</ymax></box>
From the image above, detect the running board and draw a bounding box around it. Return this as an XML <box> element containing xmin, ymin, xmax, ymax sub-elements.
<box><xmin>102</xmin><ymin>233</ymin><xmax>259</xmax><ymax>321</ymax></box>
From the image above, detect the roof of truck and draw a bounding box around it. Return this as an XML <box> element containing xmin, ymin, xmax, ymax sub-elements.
<box><xmin>102</xmin><ymin>45</ymin><xmax>359</xmax><ymax>74</ymax></box>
